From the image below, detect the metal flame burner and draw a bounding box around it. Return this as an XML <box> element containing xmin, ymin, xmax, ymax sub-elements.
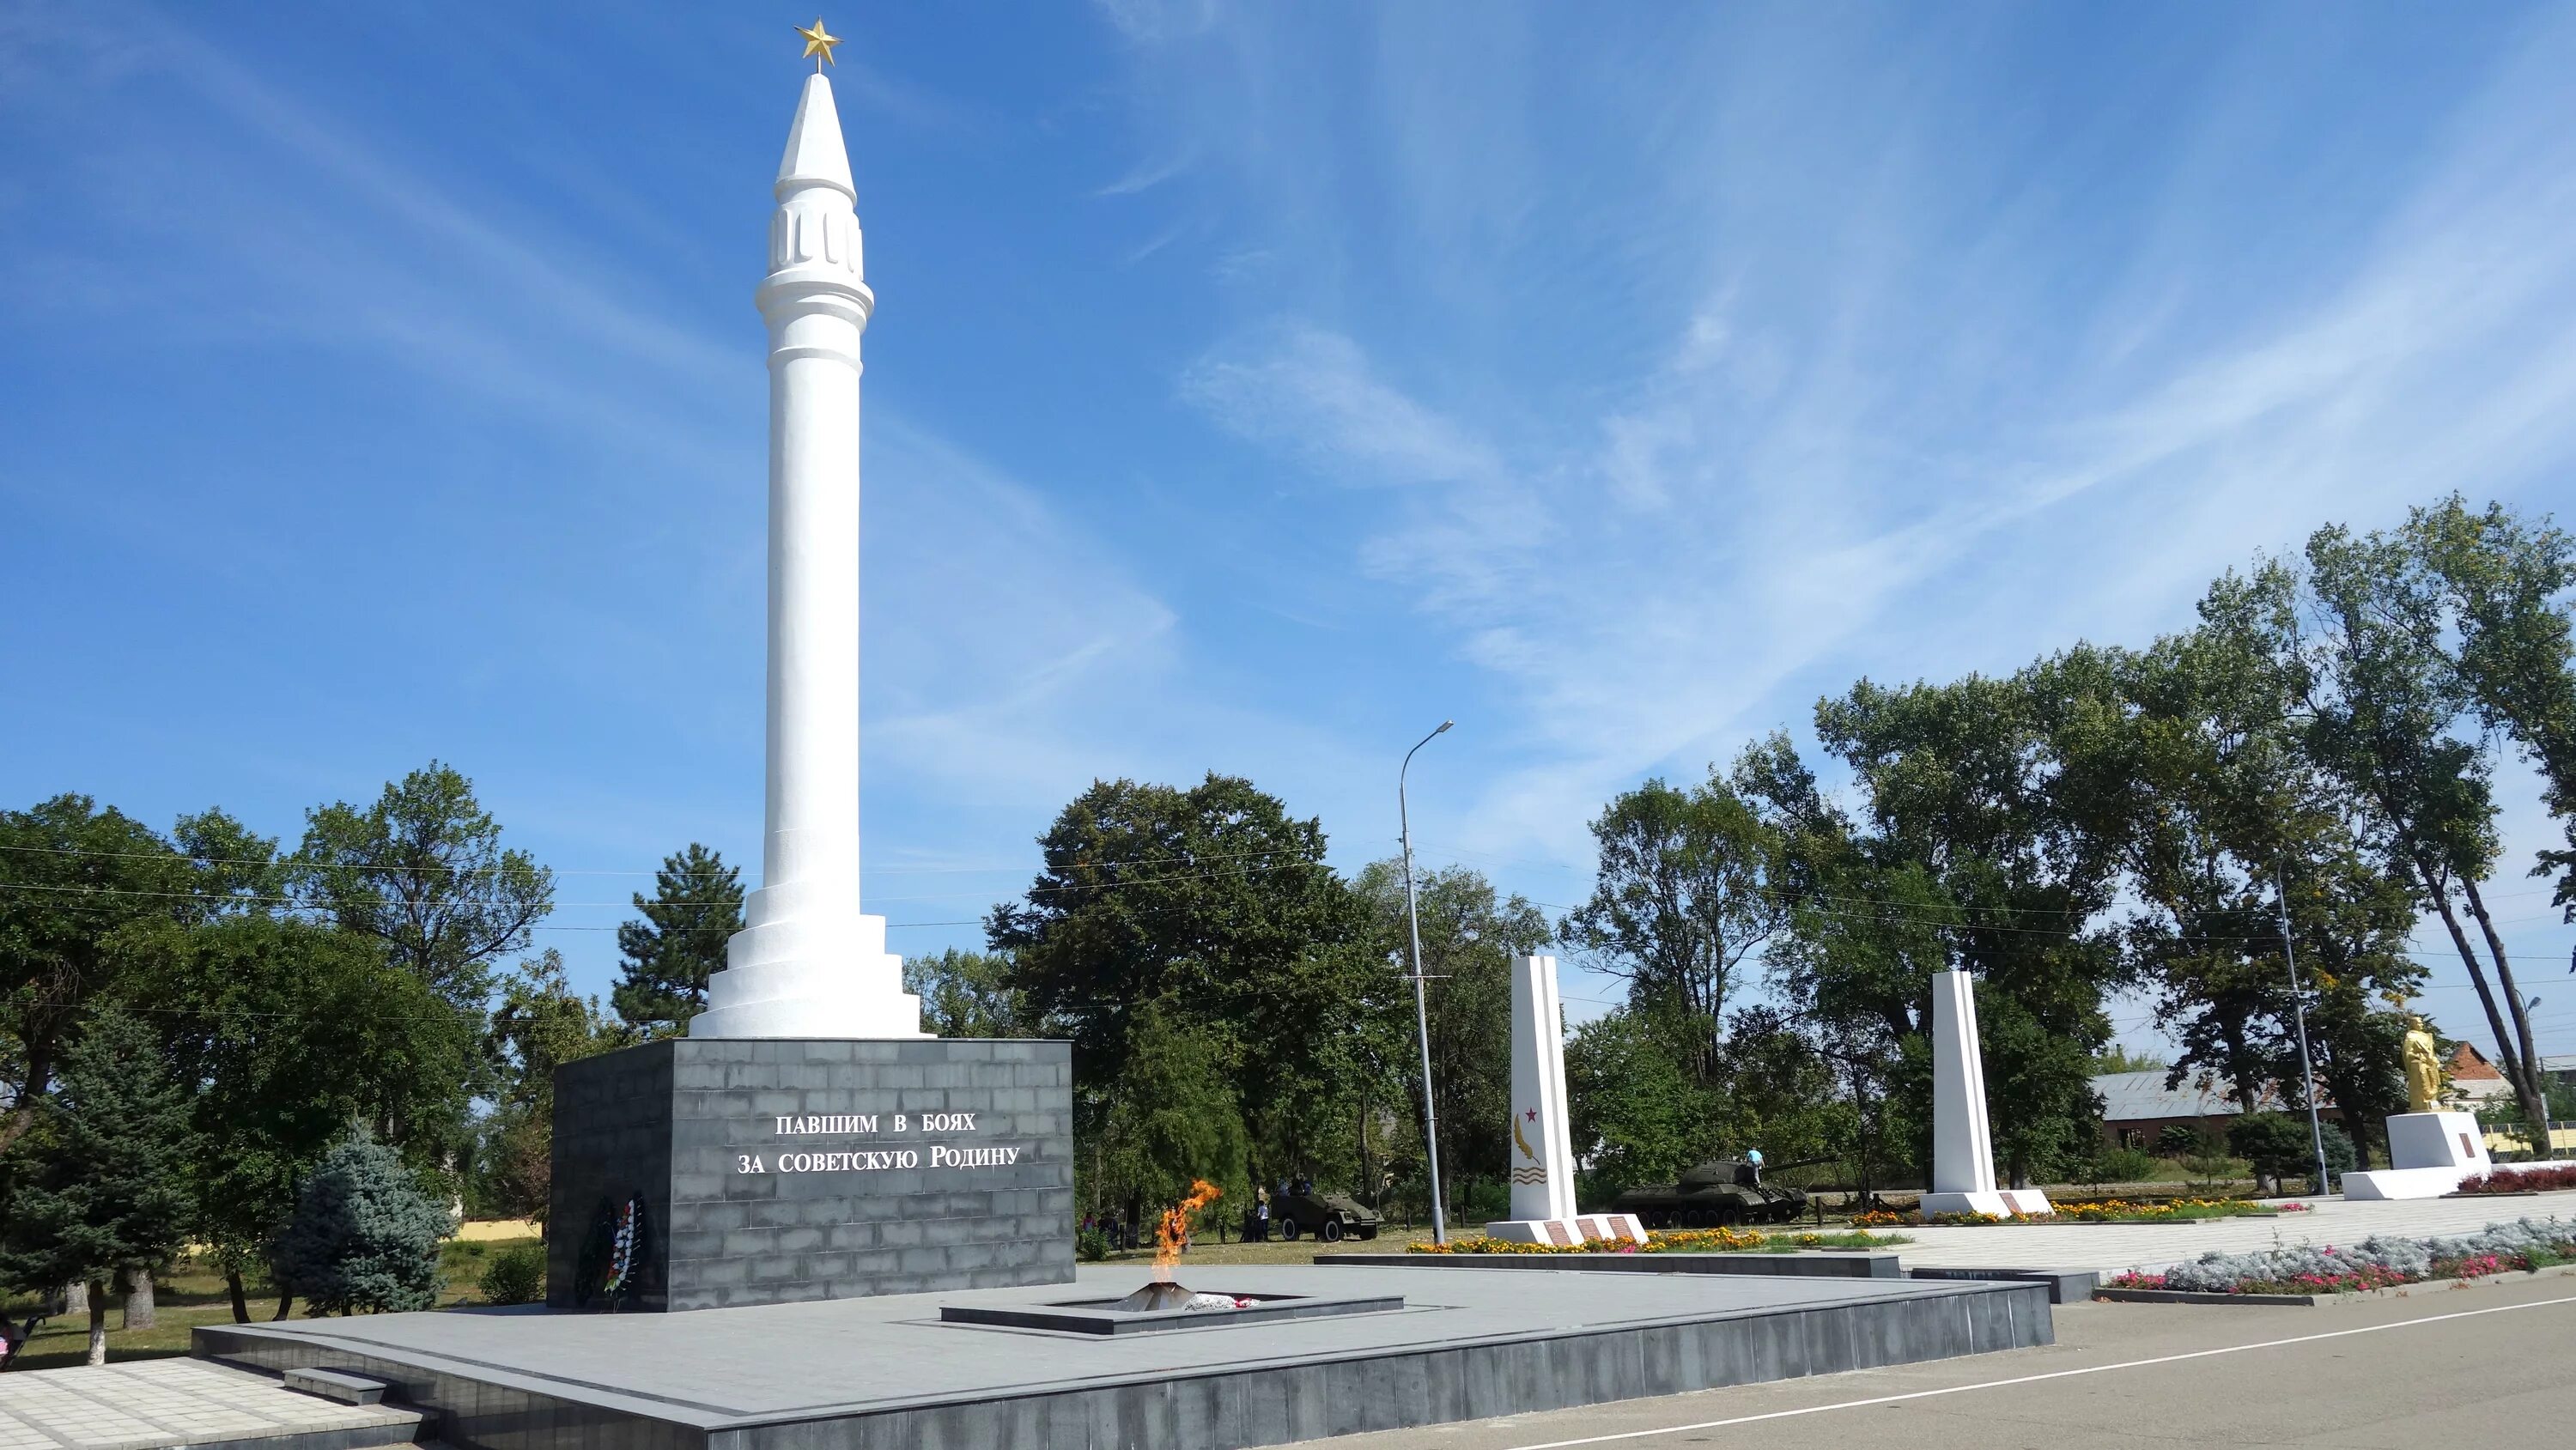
<box><xmin>1114</xmin><ymin>1281</ymin><xmax>1206</xmax><ymax>1313</ymax></box>
<box><xmin>939</xmin><ymin>1285</ymin><xmax>1404</xmax><ymax>1337</ymax></box>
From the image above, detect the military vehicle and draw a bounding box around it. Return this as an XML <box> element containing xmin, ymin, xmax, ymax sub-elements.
<box><xmin>1605</xmin><ymin>1156</ymin><xmax>1830</xmax><ymax>1228</ymax></box>
<box><xmin>1256</xmin><ymin>1189</ymin><xmax>1383</xmax><ymax>1242</ymax></box>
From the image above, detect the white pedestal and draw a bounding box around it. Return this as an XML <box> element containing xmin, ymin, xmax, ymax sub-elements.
<box><xmin>1482</xmin><ymin>1215</ymin><xmax>1647</xmax><ymax>1247</ymax></box>
<box><xmin>692</xmin><ymin>910</ymin><xmax>924</xmax><ymax>1040</ymax></box>
<box><xmin>1918</xmin><ymin>1189</ymin><xmax>2052</xmax><ymax>1217</ymax></box>
<box><xmin>2342</xmin><ymin>1111</ymin><xmax>2493</xmax><ymax>1200</ymax></box>
<box><xmin>1917</xmin><ymin>1191</ymin><xmax>2012</xmax><ymax>1218</ymax></box>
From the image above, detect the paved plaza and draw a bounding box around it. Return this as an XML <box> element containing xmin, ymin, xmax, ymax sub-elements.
<box><xmin>1890</xmin><ymin>1187</ymin><xmax>2576</xmax><ymax>1274</ymax></box>
<box><xmin>1306</xmin><ymin>1261</ymin><xmax>2576</xmax><ymax>1449</ymax></box>
<box><xmin>195</xmin><ymin>1262</ymin><xmax>2044</xmax><ymax>1448</ymax></box>
<box><xmin>0</xmin><ymin>1356</ymin><xmax>422</xmax><ymax>1450</ymax></box>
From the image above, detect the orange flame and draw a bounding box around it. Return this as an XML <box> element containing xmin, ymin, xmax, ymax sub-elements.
<box><xmin>1153</xmin><ymin>1179</ymin><xmax>1223</xmax><ymax>1283</ymax></box>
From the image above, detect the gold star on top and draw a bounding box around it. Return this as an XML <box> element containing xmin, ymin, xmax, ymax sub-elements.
<box><xmin>795</xmin><ymin>17</ymin><xmax>841</xmax><ymax>69</ymax></box>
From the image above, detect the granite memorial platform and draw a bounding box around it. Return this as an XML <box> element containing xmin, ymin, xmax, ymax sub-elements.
<box><xmin>548</xmin><ymin>1036</ymin><xmax>1073</xmax><ymax>1311</ymax></box>
<box><xmin>197</xmin><ymin>1262</ymin><xmax>2052</xmax><ymax>1450</ymax></box>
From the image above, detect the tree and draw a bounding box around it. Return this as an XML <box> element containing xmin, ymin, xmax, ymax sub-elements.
<box><xmin>1807</xmin><ymin>667</ymin><xmax>2127</xmax><ymax>1186</ymax></box>
<box><xmin>2222</xmin><ymin>513</ymin><xmax>2561</xmax><ymax>1143</ymax></box>
<box><xmin>2409</xmin><ymin>499</ymin><xmax>2576</xmax><ymax>922</ymax></box>
<box><xmin>1560</xmin><ymin>773</ymin><xmax>1785</xmax><ymax>1076</ymax></box>
<box><xmin>611</xmin><ymin>844</ymin><xmax>744</xmax><ymax>1036</ymax></box>
<box><xmin>273</xmin><ymin>1135</ymin><xmax>451</xmax><ymax>1315</ymax></box>
<box><xmin>902</xmin><ymin>948</ymin><xmax>1027</xmax><ymax>1038</ymax></box>
<box><xmin>0</xmin><ymin>1008</ymin><xmax>192</xmax><ymax>1363</ymax></box>
<box><xmin>2227</xmin><ymin>1112</ymin><xmax>2355</xmax><ymax>1195</ymax></box>
<box><xmin>0</xmin><ymin>797</ymin><xmax>191</xmax><ymax>1154</ymax></box>
<box><xmin>155</xmin><ymin>908</ymin><xmax>472</xmax><ymax>1320</ymax></box>
<box><xmin>2093</xmin><ymin>630</ymin><xmax>2307</xmax><ymax>1114</ymax></box>
<box><xmin>2093</xmin><ymin>1046</ymin><xmax>2169</xmax><ymax>1073</ymax></box>
<box><xmin>1736</xmin><ymin>732</ymin><xmax>1950</xmax><ymax>1193</ymax></box>
<box><xmin>1092</xmin><ymin>998</ymin><xmax>1249</xmax><ymax>1225</ymax></box>
<box><xmin>1565</xmin><ymin>1007</ymin><xmax>1710</xmax><ymax>1199</ymax></box>
<box><xmin>1350</xmin><ymin>863</ymin><xmax>1546</xmax><ymax>1219</ymax></box>
<box><xmin>475</xmin><ymin>951</ymin><xmax>626</xmax><ymax>1224</ymax></box>
<box><xmin>292</xmin><ymin>762</ymin><xmax>554</xmax><ymax>1008</ymax></box>
<box><xmin>989</xmin><ymin>774</ymin><xmax>1376</xmax><ymax>1189</ymax></box>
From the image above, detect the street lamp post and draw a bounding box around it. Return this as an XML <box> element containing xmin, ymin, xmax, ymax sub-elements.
<box><xmin>2274</xmin><ymin>858</ymin><xmax>2333</xmax><ymax>1197</ymax></box>
<box><xmin>1401</xmin><ymin>719</ymin><xmax>1454</xmax><ymax>1244</ymax></box>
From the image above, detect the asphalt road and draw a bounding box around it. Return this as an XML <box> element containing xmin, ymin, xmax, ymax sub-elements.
<box><xmin>1297</xmin><ymin>1274</ymin><xmax>2576</xmax><ymax>1450</ymax></box>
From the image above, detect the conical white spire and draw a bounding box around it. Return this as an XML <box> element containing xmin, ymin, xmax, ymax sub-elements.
<box><xmin>777</xmin><ymin>72</ymin><xmax>855</xmax><ymax>200</ymax></box>
<box><xmin>696</xmin><ymin>69</ymin><xmax>913</xmax><ymax>1040</ymax></box>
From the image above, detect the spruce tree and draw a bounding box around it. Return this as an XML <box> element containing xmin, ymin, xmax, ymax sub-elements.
<box><xmin>0</xmin><ymin>1007</ymin><xmax>192</xmax><ymax>1364</ymax></box>
<box><xmin>273</xmin><ymin>1135</ymin><xmax>451</xmax><ymax>1315</ymax></box>
<box><xmin>612</xmin><ymin>844</ymin><xmax>744</xmax><ymax>1035</ymax></box>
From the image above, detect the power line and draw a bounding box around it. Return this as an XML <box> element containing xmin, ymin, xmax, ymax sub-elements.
<box><xmin>0</xmin><ymin>839</ymin><xmax>1322</xmax><ymax>878</ymax></box>
<box><xmin>1</xmin><ymin>870</ymin><xmax>2561</xmax><ymax>964</ymax></box>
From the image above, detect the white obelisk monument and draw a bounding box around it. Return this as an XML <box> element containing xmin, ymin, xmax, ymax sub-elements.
<box><xmin>692</xmin><ymin>70</ymin><xmax>922</xmax><ymax>1040</ymax></box>
<box><xmin>1483</xmin><ymin>955</ymin><xmax>1644</xmax><ymax>1246</ymax></box>
<box><xmin>1918</xmin><ymin>970</ymin><xmax>2046</xmax><ymax>1216</ymax></box>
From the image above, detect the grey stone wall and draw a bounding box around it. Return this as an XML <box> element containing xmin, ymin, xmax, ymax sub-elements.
<box><xmin>548</xmin><ymin>1037</ymin><xmax>1073</xmax><ymax>1311</ymax></box>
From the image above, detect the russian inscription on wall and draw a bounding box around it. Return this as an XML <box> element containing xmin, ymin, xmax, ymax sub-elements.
<box><xmin>550</xmin><ymin>1037</ymin><xmax>1075</xmax><ymax>1311</ymax></box>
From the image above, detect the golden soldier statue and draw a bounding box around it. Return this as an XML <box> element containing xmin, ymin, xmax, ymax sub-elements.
<box><xmin>2401</xmin><ymin>1014</ymin><xmax>2444</xmax><ymax>1114</ymax></box>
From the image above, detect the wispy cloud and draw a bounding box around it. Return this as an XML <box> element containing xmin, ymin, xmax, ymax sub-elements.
<box><xmin>1132</xmin><ymin>3</ymin><xmax>2576</xmax><ymax>875</ymax></box>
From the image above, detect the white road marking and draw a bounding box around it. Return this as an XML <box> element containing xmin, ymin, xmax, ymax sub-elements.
<box><xmin>1504</xmin><ymin>1291</ymin><xmax>2576</xmax><ymax>1450</ymax></box>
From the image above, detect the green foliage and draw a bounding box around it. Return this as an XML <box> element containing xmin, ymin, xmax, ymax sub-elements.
<box><xmin>990</xmin><ymin>774</ymin><xmax>1379</xmax><ymax>1192</ymax></box>
<box><xmin>474</xmin><ymin>951</ymin><xmax>627</xmax><ymax>1222</ymax></box>
<box><xmin>2087</xmin><ymin>1147</ymin><xmax>2162</xmax><ymax>1184</ymax></box>
<box><xmin>1560</xmin><ymin>773</ymin><xmax>1786</xmax><ymax>1061</ymax></box>
<box><xmin>155</xmin><ymin>908</ymin><xmax>477</xmax><ymax>1275</ymax></box>
<box><xmin>2240</xmin><ymin>507</ymin><xmax>2564</xmax><ymax>1146</ymax></box>
<box><xmin>1749</xmin><ymin>661</ymin><xmax>2126</xmax><ymax>1188</ymax></box>
<box><xmin>611</xmin><ymin>844</ymin><xmax>743</xmax><ymax>1037</ymax></box>
<box><xmin>477</xmin><ymin>1241</ymin><xmax>545</xmax><ymax>1306</ymax></box>
<box><xmin>0</xmin><ymin>1008</ymin><xmax>194</xmax><ymax>1315</ymax></box>
<box><xmin>902</xmin><ymin>948</ymin><xmax>1027</xmax><ymax>1038</ymax></box>
<box><xmin>2154</xmin><ymin>1124</ymin><xmax>2201</xmax><ymax>1156</ymax></box>
<box><xmin>1566</xmin><ymin>1008</ymin><xmax>1711</xmax><ymax>1199</ymax></box>
<box><xmin>0</xmin><ymin>796</ymin><xmax>193</xmax><ymax>1155</ymax></box>
<box><xmin>1075</xmin><ymin>1226</ymin><xmax>1110</xmax><ymax>1262</ymax></box>
<box><xmin>274</xmin><ymin>1135</ymin><xmax>452</xmax><ymax>1315</ymax></box>
<box><xmin>1093</xmin><ymin>998</ymin><xmax>1249</xmax><ymax>1211</ymax></box>
<box><xmin>2227</xmin><ymin>1112</ymin><xmax>2356</xmax><ymax>1186</ymax></box>
<box><xmin>292</xmin><ymin>761</ymin><xmax>554</xmax><ymax>1008</ymax></box>
<box><xmin>1349</xmin><ymin>862</ymin><xmax>1546</xmax><ymax>1216</ymax></box>
<box><xmin>2093</xmin><ymin>1046</ymin><xmax>2169</xmax><ymax>1074</ymax></box>
<box><xmin>2406</xmin><ymin>499</ymin><xmax>2576</xmax><ymax>919</ymax></box>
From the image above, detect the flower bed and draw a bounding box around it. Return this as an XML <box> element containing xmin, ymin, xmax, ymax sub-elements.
<box><xmin>1406</xmin><ymin>1226</ymin><xmax>1905</xmax><ymax>1256</ymax></box>
<box><xmin>1893</xmin><ymin>1197</ymin><xmax>2291</xmax><ymax>1227</ymax></box>
<box><xmin>2455</xmin><ymin>1163</ymin><xmax>2576</xmax><ymax>1193</ymax></box>
<box><xmin>2102</xmin><ymin>1215</ymin><xmax>2576</xmax><ymax>1295</ymax></box>
<box><xmin>2054</xmin><ymin>1197</ymin><xmax>2291</xmax><ymax>1222</ymax></box>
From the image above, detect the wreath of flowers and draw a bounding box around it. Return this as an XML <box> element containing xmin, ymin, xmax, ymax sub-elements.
<box><xmin>601</xmin><ymin>1197</ymin><xmax>641</xmax><ymax>1301</ymax></box>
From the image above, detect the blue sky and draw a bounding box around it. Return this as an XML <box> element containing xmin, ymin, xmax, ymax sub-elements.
<box><xmin>4</xmin><ymin>2</ymin><xmax>2573</xmax><ymax>1059</ymax></box>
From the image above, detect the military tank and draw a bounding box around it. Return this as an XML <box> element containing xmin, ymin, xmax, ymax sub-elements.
<box><xmin>1605</xmin><ymin>1156</ymin><xmax>1830</xmax><ymax>1228</ymax></box>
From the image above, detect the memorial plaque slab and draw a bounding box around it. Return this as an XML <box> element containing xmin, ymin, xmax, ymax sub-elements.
<box><xmin>548</xmin><ymin>1036</ymin><xmax>1074</xmax><ymax>1311</ymax></box>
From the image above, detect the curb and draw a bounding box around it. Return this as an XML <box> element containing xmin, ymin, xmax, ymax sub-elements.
<box><xmin>2093</xmin><ymin>1260</ymin><xmax>2576</xmax><ymax>1307</ymax></box>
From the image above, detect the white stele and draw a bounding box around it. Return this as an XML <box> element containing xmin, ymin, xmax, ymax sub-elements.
<box><xmin>1917</xmin><ymin>970</ymin><xmax>2050</xmax><ymax>1218</ymax></box>
<box><xmin>693</xmin><ymin>74</ymin><xmax>922</xmax><ymax>1040</ymax></box>
<box><xmin>1483</xmin><ymin>955</ymin><xmax>1645</xmax><ymax>1247</ymax></box>
<box><xmin>2341</xmin><ymin>1110</ymin><xmax>2502</xmax><ymax>1200</ymax></box>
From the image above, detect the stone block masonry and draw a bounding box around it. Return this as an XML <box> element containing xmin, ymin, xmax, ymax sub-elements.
<box><xmin>548</xmin><ymin>1036</ymin><xmax>1074</xmax><ymax>1310</ymax></box>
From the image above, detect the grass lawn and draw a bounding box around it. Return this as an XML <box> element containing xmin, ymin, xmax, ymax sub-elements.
<box><xmin>0</xmin><ymin>1237</ymin><xmax>536</xmax><ymax>1373</ymax></box>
